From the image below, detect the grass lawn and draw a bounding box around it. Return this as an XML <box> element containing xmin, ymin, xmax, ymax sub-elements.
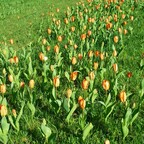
<box><xmin>0</xmin><ymin>0</ymin><xmax>144</xmax><ymax>143</ymax></box>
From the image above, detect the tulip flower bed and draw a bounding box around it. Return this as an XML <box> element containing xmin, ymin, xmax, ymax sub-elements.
<box><xmin>0</xmin><ymin>0</ymin><xmax>144</xmax><ymax>143</ymax></box>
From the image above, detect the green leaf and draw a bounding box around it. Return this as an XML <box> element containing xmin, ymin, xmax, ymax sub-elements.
<box><xmin>82</xmin><ymin>123</ymin><xmax>93</xmax><ymax>141</ymax></box>
<box><xmin>125</xmin><ymin>108</ymin><xmax>132</xmax><ymax>125</ymax></box>
<box><xmin>1</xmin><ymin>117</ymin><xmax>9</xmax><ymax>135</ymax></box>
<box><xmin>105</xmin><ymin>93</ymin><xmax>111</xmax><ymax>107</ymax></box>
<box><xmin>65</xmin><ymin>71</ymin><xmax>70</xmax><ymax>81</ymax></box>
<box><xmin>105</xmin><ymin>103</ymin><xmax>115</xmax><ymax>122</ymax></box>
<box><xmin>41</xmin><ymin>122</ymin><xmax>52</xmax><ymax>140</ymax></box>
<box><xmin>15</xmin><ymin>102</ymin><xmax>25</xmax><ymax>131</ymax></box>
<box><xmin>66</xmin><ymin>103</ymin><xmax>78</xmax><ymax>123</ymax></box>
<box><xmin>63</xmin><ymin>97</ymin><xmax>70</xmax><ymax>112</ymax></box>
<box><xmin>130</xmin><ymin>108</ymin><xmax>139</xmax><ymax>126</ymax></box>
<box><xmin>28</xmin><ymin>57</ymin><xmax>33</xmax><ymax>76</ymax></box>
<box><xmin>27</xmin><ymin>102</ymin><xmax>35</xmax><ymax>117</ymax></box>
<box><xmin>122</xmin><ymin>124</ymin><xmax>129</xmax><ymax>140</ymax></box>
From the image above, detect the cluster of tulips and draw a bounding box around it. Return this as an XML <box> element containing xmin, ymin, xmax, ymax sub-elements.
<box><xmin>0</xmin><ymin>0</ymin><xmax>143</xmax><ymax>143</ymax></box>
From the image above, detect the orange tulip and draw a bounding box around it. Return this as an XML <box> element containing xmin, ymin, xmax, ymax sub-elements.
<box><xmin>71</xmin><ymin>57</ymin><xmax>77</xmax><ymax>65</ymax></box>
<box><xmin>78</xmin><ymin>53</ymin><xmax>83</xmax><ymax>60</ymax></box>
<box><xmin>64</xmin><ymin>18</ymin><xmax>68</xmax><ymax>24</ymax></box>
<box><xmin>53</xmin><ymin>76</ymin><xmax>60</xmax><ymax>87</ymax></box>
<box><xmin>71</xmin><ymin>26</ymin><xmax>75</xmax><ymax>32</ymax></box>
<box><xmin>39</xmin><ymin>52</ymin><xmax>45</xmax><ymax>61</ymax></box>
<box><xmin>47</xmin><ymin>28</ymin><xmax>52</xmax><ymax>35</ymax></box>
<box><xmin>88</xmin><ymin>50</ymin><xmax>93</xmax><ymax>58</ymax></box>
<box><xmin>13</xmin><ymin>56</ymin><xmax>19</xmax><ymax>64</ymax></box>
<box><xmin>113</xmin><ymin>63</ymin><xmax>118</xmax><ymax>73</ymax></box>
<box><xmin>104</xmin><ymin>139</ymin><xmax>110</xmax><ymax>144</ymax></box>
<box><xmin>20</xmin><ymin>81</ymin><xmax>25</xmax><ymax>88</ymax></box>
<box><xmin>87</xmin><ymin>30</ymin><xmax>92</xmax><ymax>36</ymax></box>
<box><xmin>12</xmin><ymin>109</ymin><xmax>17</xmax><ymax>118</ymax></box>
<box><xmin>102</xmin><ymin>80</ymin><xmax>110</xmax><ymax>91</ymax></box>
<box><xmin>78</xmin><ymin>96</ymin><xmax>86</xmax><ymax>110</ymax></box>
<box><xmin>42</xmin><ymin>39</ymin><xmax>47</xmax><ymax>45</ymax></box>
<box><xmin>119</xmin><ymin>91</ymin><xmax>126</xmax><ymax>103</ymax></box>
<box><xmin>57</xmin><ymin>36</ymin><xmax>62</xmax><ymax>42</ymax></box>
<box><xmin>71</xmin><ymin>16</ymin><xmax>75</xmax><ymax>22</ymax></box>
<box><xmin>73</xmin><ymin>44</ymin><xmax>78</xmax><ymax>49</ymax></box>
<box><xmin>81</xmin><ymin>79</ymin><xmax>89</xmax><ymax>90</ymax></box>
<box><xmin>54</xmin><ymin>45</ymin><xmax>59</xmax><ymax>54</ymax></box>
<box><xmin>113</xmin><ymin>50</ymin><xmax>117</xmax><ymax>57</ymax></box>
<box><xmin>106</xmin><ymin>23</ymin><xmax>112</xmax><ymax>30</ymax></box>
<box><xmin>70</xmin><ymin>71</ymin><xmax>78</xmax><ymax>81</ymax></box>
<box><xmin>114</xmin><ymin>36</ymin><xmax>118</xmax><ymax>43</ymax></box>
<box><xmin>95</xmin><ymin>51</ymin><xmax>100</xmax><ymax>57</ymax></box>
<box><xmin>80</xmin><ymin>34</ymin><xmax>86</xmax><ymax>41</ymax></box>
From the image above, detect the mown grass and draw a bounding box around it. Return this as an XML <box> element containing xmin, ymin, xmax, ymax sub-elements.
<box><xmin>0</xmin><ymin>0</ymin><xmax>144</xmax><ymax>144</ymax></box>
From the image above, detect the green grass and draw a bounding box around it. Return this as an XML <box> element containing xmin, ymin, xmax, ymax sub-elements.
<box><xmin>0</xmin><ymin>0</ymin><xmax>79</xmax><ymax>48</ymax></box>
<box><xmin>0</xmin><ymin>0</ymin><xmax>144</xmax><ymax>144</ymax></box>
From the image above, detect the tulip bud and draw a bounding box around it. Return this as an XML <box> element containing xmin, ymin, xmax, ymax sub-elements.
<box><xmin>89</xmin><ymin>71</ymin><xmax>95</xmax><ymax>80</ymax></box>
<box><xmin>8</xmin><ymin>74</ymin><xmax>13</xmax><ymax>82</ymax></box>
<box><xmin>114</xmin><ymin>36</ymin><xmax>118</xmax><ymax>43</ymax></box>
<box><xmin>29</xmin><ymin>79</ymin><xmax>35</xmax><ymax>89</ymax></box>
<box><xmin>50</xmin><ymin>65</ymin><xmax>54</xmax><ymax>72</ymax></box>
<box><xmin>47</xmin><ymin>28</ymin><xmax>52</xmax><ymax>35</ymax></box>
<box><xmin>71</xmin><ymin>57</ymin><xmax>77</xmax><ymax>65</ymax></box>
<box><xmin>78</xmin><ymin>96</ymin><xmax>86</xmax><ymax>109</ymax></box>
<box><xmin>71</xmin><ymin>26</ymin><xmax>75</xmax><ymax>32</ymax></box>
<box><xmin>57</xmin><ymin>36</ymin><xmax>62</xmax><ymax>42</ymax></box>
<box><xmin>95</xmin><ymin>51</ymin><xmax>99</xmax><ymax>57</ymax></box>
<box><xmin>0</xmin><ymin>105</ymin><xmax>8</xmax><ymax>117</ymax></box>
<box><xmin>47</xmin><ymin>46</ymin><xmax>51</xmax><ymax>51</ymax></box>
<box><xmin>123</xmin><ymin>29</ymin><xmax>128</xmax><ymax>35</ymax></box>
<box><xmin>80</xmin><ymin>34</ymin><xmax>86</xmax><ymax>41</ymax></box>
<box><xmin>127</xmin><ymin>72</ymin><xmax>132</xmax><ymax>78</ymax></box>
<box><xmin>42</xmin><ymin>39</ymin><xmax>47</xmax><ymax>45</ymax></box>
<box><xmin>66</xmin><ymin>89</ymin><xmax>72</xmax><ymax>98</ymax></box>
<box><xmin>39</xmin><ymin>52</ymin><xmax>45</xmax><ymax>61</ymax></box>
<box><xmin>73</xmin><ymin>44</ymin><xmax>78</xmax><ymax>49</ymax></box>
<box><xmin>10</xmin><ymin>39</ymin><xmax>14</xmax><ymax>44</ymax></box>
<box><xmin>20</xmin><ymin>81</ymin><xmax>25</xmax><ymax>88</ymax></box>
<box><xmin>71</xmin><ymin>16</ymin><xmax>75</xmax><ymax>22</ymax></box>
<box><xmin>0</xmin><ymin>84</ymin><xmax>6</xmax><ymax>94</ymax></box>
<box><xmin>113</xmin><ymin>63</ymin><xmax>118</xmax><ymax>73</ymax></box>
<box><xmin>113</xmin><ymin>50</ymin><xmax>117</xmax><ymax>57</ymax></box>
<box><xmin>93</xmin><ymin>62</ymin><xmax>98</xmax><ymax>70</ymax></box>
<box><xmin>2</xmin><ymin>68</ymin><xmax>6</xmax><ymax>75</ymax></box>
<box><xmin>130</xmin><ymin>16</ymin><xmax>134</xmax><ymax>21</ymax></box>
<box><xmin>78</xmin><ymin>53</ymin><xmax>83</xmax><ymax>60</ymax></box>
<box><xmin>119</xmin><ymin>91</ymin><xmax>126</xmax><ymax>103</ymax></box>
<box><xmin>100</xmin><ymin>53</ymin><xmax>104</xmax><ymax>60</ymax></box>
<box><xmin>9</xmin><ymin>58</ymin><xmax>14</xmax><ymax>64</ymax></box>
<box><xmin>81</xmin><ymin>79</ymin><xmax>89</xmax><ymax>90</ymax></box>
<box><xmin>88</xmin><ymin>50</ymin><xmax>93</xmax><ymax>58</ymax></box>
<box><xmin>13</xmin><ymin>56</ymin><xmax>19</xmax><ymax>64</ymax></box>
<box><xmin>70</xmin><ymin>71</ymin><xmax>78</xmax><ymax>81</ymax></box>
<box><xmin>64</xmin><ymin>18</ymin><xmax>68</xmax><ymax>24</ymax></box>
<box><xmin>12</xmin><ymin>109</ymin><xmax>17</xmax><ymax>118</ymax></box>
<box><xmin>104</xmin><ymin>139</ymin><xmax>110</xmax><ymax>144</ymax></box>
<box><xmin>53</xmin><ymin>76</ymin><xmax>60</xmax><ymax>87</ymax></box>
<box><xmin>102</xmin><ymin>80</ymin><xmax>110</xmax><ymax>91</ymax></box>
<box><xmin>106</xmin><ymin>23</ymin><xmax>112</xmax><ymax>30</ymax></box>
<box><xmin>87</xmin><ymin>30</ymin><xmax>92</xmax><ymax>36</ymax></box>
<box><xmin>54</xmin><ymin>45</ymin><xmax>59</xmax><ymax>54</ymax></box>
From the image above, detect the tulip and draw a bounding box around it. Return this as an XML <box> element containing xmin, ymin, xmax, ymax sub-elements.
<box><xmin>89</xmin><ymin>71</ymin><xmax>95</xmax><ymax>80</ymax></box>
<box><xmin>39</xmin><ymin>52</ymin><xmax>45</xmax><ymax>61</ymax></box>
<box><xmin>119</xmin><ymin>91</ymin><xmax>126</xmax><ymax>103</ymax></box>
<box><xmin>78</xmin><ymin>96</ymin><xmax>86</xmax><ymax>110</ymax></box>
<box><xmin>78</xmin><ymin>53</ymin><xmax>83</xmax><ymax>60</ymax></box>
<box><xmin>106</xmin><ymin>23</ymin><xmax>112</xmax><ymax>30</ymax></box>
<box><xmin>57</xmin><ymin>36</ymin><xmax>62</xmax><ymax>42</ymax></box>
<box><xmin>95</xmin><ymin>51</ymin><xmax>99</xmax><ymax>57</ymax></box>
<box><xmin>113</xmin><ymin>63</ymin><xmax>118</xmax><ymax>73</ymax></box>
<box><xmin>47</xmin><ymin>46</ymin><xmax>51</xmax><ymax>51</ymax></box>
<box><xmin>70</xmin><ymin>71</ymin><xmax>78</xmax><ymax>81</ymax></box>
<box><xmin>114</xmin><ymin>36</ymin><xmax>118</xmax><ymax>43</ymax></box>
<box><xmin>10</xmin><ymin>39</ymin><xmax>14</xmax><ymax>44</ymax></box>
<box><xmin>53</xmin><ymin>76</ymin><xmax>60</xmax><ymax>87</ymax></box>
<box><xmin>113</xmin><ymin>50</ymin><xmax>117</xmax><ymax>57</ymax></box>
<box><xmin>80</xmin><ymin>34</ymin><xmax>86</xmax><ymax>41</ymax></box>
<box><xmin>81</xmin><ymin>79</ymin><xmax>89</xmax><ymax>90</ymax></box>
<box><xmin>100</xmin><ymin>53</ymin><xmax>104</xmax><ymax>60</ymax></box>
<box><xmin>87</xmin><ymin>30</ymin><xmax>92</xmax><ymax>36</ymax></box>
<box><xmin>54</xmin><ymin>45</ymin><xmax>59</xmax><ymax>54</ymax></box>
<box><xmin>8</xmin><ymin>74</ymin><xmax>13</xmax><ymax>82</ymax></box>
<box><xmin>42</xmin><ymin>39</ymin><xmax>47</xmax><ymax>45</ymax></box>
<box><xmin>104</xmin><ymin>139</ymin><xmax>110</xmax><ymax>144</ymax></box>
<box><xmin>12</xmin><ymin>109</ymin><xmax>17</xmax><ymax>118</ymax></box>
<box><xmin>123</xmin><ymin>29</ymin><xmax>128</xmax><ymax>35</ymax></box>
<box><xmin>0</xmin><ymin>105</ymin><xmax>8</xmax><ymax>117</ymax></box>
<box><xmin>102</xmin><ymin>80</ymin><xmax>110</xmax><ymax>91</ymax></box>
<box><xmin>64</xmin><ymin>18</ymin><xmax>68</xmax><ymax>24</ymax></box>
<box><xmin>71</xmin><ymin>16</ymin><xmax>75</xmax><ymax>22</ymax></box>
<box><xmin>93</xmin><ymin>62</ymin><xmax>98</xmax><ymax>70</ymax></box>
<box><xmin>88</xmin><ymin>50</ymin><xmax>93</xmax><ymax>58</ymax></box>
<box><xmin>13</xmin><ymin>56</ymin><xmax>19</xmax><ymax>64</ymax></box>
<box><xmin>130</xmin><ymin>16</ymin><xmax>134</xmax><ymax>21</ymax></box>
<box><xmin>71</xmin><ymin>26</ymin><xmax>75</xmax><ymax>32</ymax></box>
<box><xmin>0</xmin><ymin>84</ymin><xmax>6</xmax><ymax>94</ymax></box>
<box><xmin>121</xmin><ymin>14</ymin><xmax>126</xmax><ymax>19</ymax></box>
<box><xmin>71</xmin><ymin>57</ymin><xmax>77</xmax><ymax>65</ymax></box>
<box><xmin>29</xmin><ymin>79</ymin><xmax>35</xmax><ymax>89</ymax></box>
<box><xmin>66</xmin><ymin>89</ymin><xmax>72</xmax><ymax>98</ymax></box>
<box><xmin>47</xmin><ymin>28</ymin><xmax>52</xmax><ymax>35</ymax></box>
<box><xmin>20</xmin><ymin>81</ymin><xmax>25</xmax><ymax>88</ymax></box>
<box><xmin>127</xmin><ymin>72</ymin><xmax>132</xmax><ymax>78</ymax></box>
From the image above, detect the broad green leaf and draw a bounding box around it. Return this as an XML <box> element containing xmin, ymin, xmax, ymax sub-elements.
<box><xmin>82</xmin><ymin>123</ymin><xmax>93</xmax><ymax>141</ymax></box>
<box><xmin>105</xmin><ymin>93</ymin><xmax>111</xmax><ymax>107</ymax></box>
<box><xmin>66</xmin><ymin>103</ymin><xmax>78</xmax><ymax>123</ymax></box>
<box><xmin>1</xmin><ymin>117</ymin><xmax>9</xmax><ymax>135</ymax></box>
<box><xmin>63</xmin><ymin>97</ymin><xmax>70</xmax><ymax>112</ymax></box>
